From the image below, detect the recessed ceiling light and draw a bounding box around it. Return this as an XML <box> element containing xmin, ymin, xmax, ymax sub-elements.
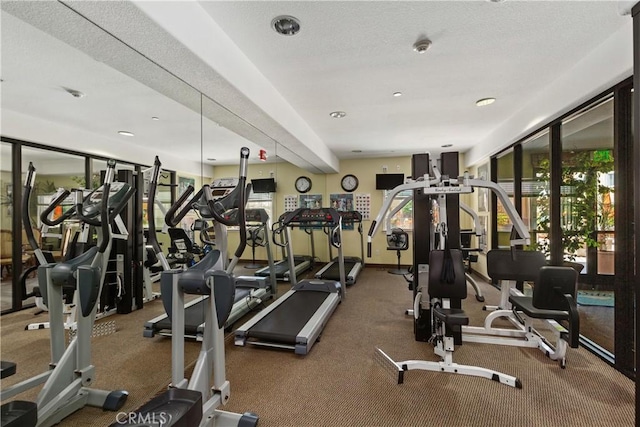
<box><xmin>118</xmin><ymin>131</ymin><xmax>134</xmax><ymax>137</ymax></box>
<box><xmin>329</xmin><ymin>111</ymin><xmax>346</xmax><ymax>119</ymax></box>
<box><xmin>441</xmin><ymin>144</ymin><xmax>453</xmax><ymax>148</ymax></box>
<box><xmin>393</xmin><ymin>92</ymin><xmax>402</xmax><ymax>97</ymax></box>
<box><xmin>272</xmin><ymin>16</ymin><xmax>300</xmax><ymax>36</ymax></box>
<box><xmin>151</xmin><ymin>117</ymin><xmax>160</xmax><ymax>121</ymax></box>
<box><xmin>476</xmin><ymin>98</ymin><xmax>496</xmax><ymax>107</ymax></box>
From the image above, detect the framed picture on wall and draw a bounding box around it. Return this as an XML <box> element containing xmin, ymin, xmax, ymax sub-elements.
<box><xmin>477</xmin><ymin>163</ymin><xmax>489</xmax><ymax>212</ymax></box>
<box><xmin>178</xmin><ymin>176</ymin><xmax>195</xmax><ymax>196</ymax></box>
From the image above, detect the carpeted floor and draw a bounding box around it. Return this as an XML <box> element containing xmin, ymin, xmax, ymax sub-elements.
<box><xmin>0</xmin><ymin>266</ymin><xmax>634</xmax><ymax>426</ymax></box>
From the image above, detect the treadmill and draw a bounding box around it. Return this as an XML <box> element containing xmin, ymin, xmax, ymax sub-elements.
<box><xmin>255</xmin><ymin>212</ymin><xmax>315</xmax><ymax>281</ymax></box>
<box><xmin>143</xmin><ymin>180</ymin><xmax>276</xmax><ymax>340</ymax></box>
<box><xmin>235</xmin><ymin>207</ymin><xmax>346</xmax><ymax>355</ymax></box>
<box><xmin>314</xmin><ymin>210</ymin><xmax>364</xmax><ymax>285</ymax></box>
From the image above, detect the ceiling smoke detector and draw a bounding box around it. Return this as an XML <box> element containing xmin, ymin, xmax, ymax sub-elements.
<box><xmin>64</xmin><ymin>87</ymin><xmax>85</xmax><ymax>98</ymax></box>
<box><xmin>413</xmin><ymin>39</ymin><xmax>432</xmax><ymax>54</ymax></box>
<box><xmin>272</xmin><ymin>16</ymin><xmax>301</xmax><ymax>36</ymax></box>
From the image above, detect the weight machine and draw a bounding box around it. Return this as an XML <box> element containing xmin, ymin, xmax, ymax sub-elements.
<box><xmin>384</xmin><ymin>194</ymin><xmax>485</xmax><ymax>302</ymax></box>
<box><xmin>369</xmin><ymin>152</ymin><xmax>529</xmax><ymax>388</ymax></box>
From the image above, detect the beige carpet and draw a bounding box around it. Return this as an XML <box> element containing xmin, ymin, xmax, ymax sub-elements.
<box><xmin>0</xmin><ymin>267</ymin><xmax>635</xmax><ymax>426</ymax></box>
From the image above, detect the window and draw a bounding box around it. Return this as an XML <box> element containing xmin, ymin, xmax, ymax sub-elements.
<box><xmin>384</xmin><ymin>189</ymin><xmax>413</xmax><ymax>231</ymax></box>
<box><xmin>246</xmin><ymin>190</ymin><xmax>273</xmax><ymax>228</ymax></box>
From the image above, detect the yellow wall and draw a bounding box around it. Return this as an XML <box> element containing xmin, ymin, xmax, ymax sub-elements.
<box><xmin>215</xmin><ymin>156</ymin><xmax>415</xmax><ymax>266</ymax></box>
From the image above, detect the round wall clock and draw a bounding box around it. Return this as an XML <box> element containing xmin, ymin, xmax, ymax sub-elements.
<box><xmin>295</xmin><ymin>176</ymin><xmax>312</xmax><ymax>193</ymax></box>
<box><xmin>340</xmin><ymin>174</ymin><xmax>359</xmax><ymax>192</ymax></box>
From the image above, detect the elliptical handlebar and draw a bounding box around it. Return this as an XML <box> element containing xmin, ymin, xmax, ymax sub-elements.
<box><xmin>146</xmin><ymin>156</ymin><xmax>162</xmax><ymax>254</ymax></box>
<box><xmin>70</xmin><ymin>160</ymin><xmax>134</xmax><ymax>253</ymax></box>
<box><xmin>39</xmin><ymin>188</ymin><xmax>74</xmax><ymax>227</ymax></box>
<box><xmin>22</xmin><ymin>162</ymin><xmax>43</xmax><ymax>252</ymax></box>
<box><xmin>165</xmin><ymin>185</ymin><xmax>202</xmax><ymax>228</ymax></box>
<box><xmin>97</xmin><ymin>183</ymin><xmax>112</xmax><ymax>253</ymax></box>
<box><xmin>204</xmin><ymin>147</ymin><xmax>250</xmax><ymax>258</ymax></box>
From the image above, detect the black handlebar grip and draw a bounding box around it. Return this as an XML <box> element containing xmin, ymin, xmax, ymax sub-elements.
<box><xmin>368</xmin><ymin>221</ymin><xmax>377</xmax><ymax>237</ymax></box>
<box><xmin>146</xmin><ymin>157</ymin><xmax>162</xmax><ymax>253</ymax></box>
<box><xmin>165</xmin><ymin>185</ymin><xmax>196</xmax><ymax>227</ymax></box>
<box><xmin>98</xmin><ymin>183</ymin><xmax>111</xmax><ymax>253</ymax></box>
<box><xmin>40</xmin><ymin>189</ymin><xmax>72</xmax><ymax>226</ymax></box>
<box><xmin>22</xmin><ymin>163</ymin><xmax>39</xmax><ymax>251</ymax></box>
<box><xmin>367</xmin><ymin>242</ymin><xmax>372</xmax><ymax>258</ymax></box>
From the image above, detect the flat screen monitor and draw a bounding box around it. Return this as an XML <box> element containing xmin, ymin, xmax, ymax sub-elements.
<box><xmin>375</xmin><ymin>173</ymin><xmax>404</xmax><ymax>190</ymax></box>
<box><xmin>251</xmin><ymin>178</ymin><xmax>277</xmax><ymax>193</ymax></box>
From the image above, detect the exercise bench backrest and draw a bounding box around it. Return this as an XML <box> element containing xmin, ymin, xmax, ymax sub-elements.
<box><xmin>533</xmin><ymin>266</ymin><xmax>577</xmax><ymax>311</ymax></box>
<box><xmin>428</xmin><ymin>249</ymin><xmax>467</xmax><ymax>300</ymax></box>
<box><xmin>486</xmin><ymin>249</ymin><xmax>546</xmax><ymax>282</ymax></box>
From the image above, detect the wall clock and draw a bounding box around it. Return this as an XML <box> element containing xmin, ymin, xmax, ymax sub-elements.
<box><xmin>295</xmin><ymin>176</ymin><xmax>312</xmax><ymax>193</ymax></box>
<box><xmin>340</xmin><ymin>174</ymin><xmax>359</xmax><ymax>192</ymax></box>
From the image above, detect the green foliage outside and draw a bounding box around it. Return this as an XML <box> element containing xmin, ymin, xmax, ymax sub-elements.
<box><xmin>535</xmin><ymin>150</ymin><xmax>614</xmax><ymax>261</ymax></box>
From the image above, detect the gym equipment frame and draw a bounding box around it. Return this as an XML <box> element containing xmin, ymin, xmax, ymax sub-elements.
<box><xmin>1</xmin><ymin>160</ymin><xmax>133</xmax><ymax>426</ymax></box>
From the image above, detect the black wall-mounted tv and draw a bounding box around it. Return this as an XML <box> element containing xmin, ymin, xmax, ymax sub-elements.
<box><xmin>375</xmin><ymin>173</ymin><xmax>404</xmax><ymax>190</ymax></box>
<box><xmin>251</xmin><ymin>178</ymin><xmax>277</xmax><ymax>193</ymax></box>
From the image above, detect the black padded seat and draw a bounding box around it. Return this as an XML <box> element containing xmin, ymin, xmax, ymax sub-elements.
<box><xmin>178</xmin><ymin>250</ymin><xmax>221</xmax><ymax>294</ymax></box>
<box><xmin>508</xmin><ymin>295</ymin><xmax>569</xmax><ymax>321</ymax></box>
<box><xmin>433</xmin><ymin>307</ymin><xmax>469</xmax><ymax>326</ymax></box>
<box><xmin>49</xmin><ymin>246</ymin><xmax>99</xmax><ymax>288</ymax></box>
<box><xmin>508</xmin><ymin>266</ymin><xmax>579</xmax><ymax>348</ymax></box>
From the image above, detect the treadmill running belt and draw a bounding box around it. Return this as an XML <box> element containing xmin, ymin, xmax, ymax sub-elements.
<box><xmin>322</xmin><ymin>261</ymin><xmax>356</xmax><ymax>280</ymax></box>
<box><xmin>155</xmin><ymin>288</ymin><xmax>253</xmax><ymax>335</ymax></box>
<box><xmin>256</xmin><ymin>256</ymin><xmax>310</xmax><ymax>278</ymax></box>
<box><xmin>246</xmin><ymin>291</ymin><xmax>329</xmax><ymax>344</ymax></box>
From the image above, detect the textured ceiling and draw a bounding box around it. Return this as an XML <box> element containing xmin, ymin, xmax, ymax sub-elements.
<box><xmin>0</xmin><ymin>1</ymin><xmax>632</xmax><ymax>174</ymax></box>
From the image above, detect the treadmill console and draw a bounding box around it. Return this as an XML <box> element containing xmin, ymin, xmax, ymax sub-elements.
<box><xmin>338</xmin><ymin>210</ymin><xmax>362</xmax><ymax>223</ymax></box>
<box><xmin>284</xmin><ymin>208</ymin><xmax>341</xmax><ymax>226</ymax></box>
<box><xmin>222</xmin><ymin>208</ymin><xmax>269</xmax><ymax>225</ymax></box>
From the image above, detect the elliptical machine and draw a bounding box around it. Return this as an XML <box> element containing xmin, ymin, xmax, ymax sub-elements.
<box><xmin>120</xmin><ymin>147</ymin><xmax>258</xmax><ymax>427</ymax></box>
<box><xmin>0</xmin><ymin>160</ymin><xmax>133</xmax><ymax>427</ymax></box>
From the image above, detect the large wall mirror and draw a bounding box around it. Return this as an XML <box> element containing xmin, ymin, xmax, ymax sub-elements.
<box><xmin>0</xmin><ymin>1</ymin><xmax>280</xmax><ymax>312</ymax></box>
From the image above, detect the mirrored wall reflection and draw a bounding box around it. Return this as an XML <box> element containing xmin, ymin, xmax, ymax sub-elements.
<box><xmin>1</xmin><ymin>1</ymin><xmax>292</xmax><ymax>311</ymax></box>
<box><xmin>5</xmin><ymin>147</ymin><xmax>85</xmax><ymax>312</ymax></box>
<box><xmin>201</xmin><ymin>95</ymin><xmax>280</xmax><ymax>265</ymax></box>
<box><xmin>1</xmin><ymin>2</ymin><xmax>205</xmax><ymax>177</ymax></box>
<box><xmin>0</xmin><ymin>143</ymin><xmax>13</xmax><ymax>311</ymax></box>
